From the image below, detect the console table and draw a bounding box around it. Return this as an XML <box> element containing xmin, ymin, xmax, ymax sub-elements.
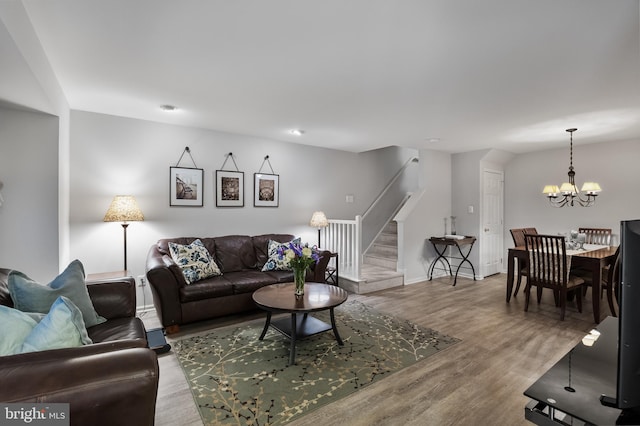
<box><xmin>427</xmin><ymin>236</ymin><xmax>476</xmax><ymax>286</ymax></box>
<box><xmin>524</xmin><ymin>317</ymin><xmax>639</xmax><ymax>425</ymax></box>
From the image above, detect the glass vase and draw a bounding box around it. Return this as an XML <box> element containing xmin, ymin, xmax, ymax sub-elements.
<box><xmin>293</xmin><ymin>266</ymin><xmax>306</xmax><ymax>296</ymax></box>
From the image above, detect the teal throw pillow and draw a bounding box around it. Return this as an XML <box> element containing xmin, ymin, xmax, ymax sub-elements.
<box><xmin>8</xmin><ymin>259</ymin><xmax>106</xmax><ymax>327</ymax></box>
<box><xmin>0</xmin><ymin>296</ymin><xmax>92</xmax><ymax>356</ymax></box>
<box><xmin>22</xmin><ymin>296</ymin><xmax>92</xmax><ymax>353</ymax></box>
<box><xmin>0</xmin><ymin>305</ymin><xmax>39</xmax><ymax>355</ymax></box>
<box><xmin>168</xmin><ymin>239</ymin><xmax>222</xmax><ymax>284</ymax></box>
<box><xmin>261</xmin><ymin>238</ymin><xmax>301</xmax><ymax>272</ymax></box>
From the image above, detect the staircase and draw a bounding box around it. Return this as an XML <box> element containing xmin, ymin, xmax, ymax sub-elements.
<box><xmin>339</xmin><ymin>221</ymin><xmax>404</xmax><ymax>294</ymax></box>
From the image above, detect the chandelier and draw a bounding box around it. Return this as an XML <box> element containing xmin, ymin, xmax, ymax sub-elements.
<box><xmin>542</xmin><ymin>128</ymin><xmax>601</xmax><ymax>207</ymax></box>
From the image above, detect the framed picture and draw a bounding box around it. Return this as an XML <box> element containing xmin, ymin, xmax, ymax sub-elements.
<box><xmin>170</xmin><ymin>167</ymin><xmax>203</xmax><ymax>207</ymax></box>
<box><xmin>216</xmin><ymin>170</ymin><xmax>244</xmax><ymax>207</ymax></box>
<box><xmin>254</xmin><ymin>173</ymin><xmax>279</xmax><ymax>207</ymax></box>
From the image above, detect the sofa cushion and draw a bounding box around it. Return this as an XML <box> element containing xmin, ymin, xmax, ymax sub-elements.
<box><xmin>87</xmin><ymin>317</ymin><xmax>148</xmax><ymax>345</ymax></box>
<box><xmin>0</xmin><ymin>296</ymin><xmax>92</xmax><ymax>356</ymax></box>
<box><xmin>261</xmin><ymin>238</ymin><xmax>301</xmax><ymax>271</ymax></box>
<box><xmin>157</xmin><ymin>237</ymin><xmax>217</xmax><ymax>257</ymax></box>
<box><xmin>168</xmin><ymin>239</ymin><xmax>222</xmax><ymax>284</ymax></box>
<box><xmin>214</xmin><ymin>235</ymin><xmax>257</xmax><ymax>272</ymax></box>
<box><xmin>179</xmin><ymin>275</ymin><xmax>234</xmax><ymax>303</ymax></box>
<box><xmin>264</xmin><ymin>270</ymin><xmax>296</xmax><ymax>283</ymax></box>
<box><xmin>225</xmin><ymin>271</ymin><xmax>280</xmax><ymax>294</ymax></box>
<box><xmin>8</xmin><ymin>260</ymin><xmax>106</xmax><ymax>327</ymax></box>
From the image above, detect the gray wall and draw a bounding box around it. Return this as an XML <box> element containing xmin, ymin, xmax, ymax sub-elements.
<box><xmin>68</xmin><ymin>110</ymin><xmax>416</xmax><ymax>305</ymax></box>
<box><xmin>504</xmin><ymin>138</ymin><xmax>640</xmax><ymax>250</ymax></box>
<box><xmin>0</xmin><ymin>106</ymin><xmax>59</xmax><ymax>282</ymax></box>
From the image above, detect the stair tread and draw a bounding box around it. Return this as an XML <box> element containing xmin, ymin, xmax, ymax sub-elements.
<box><xmin>365</xmin><ymin>252</ymin><xmax>397</xmax><ymax>260</ymax></box>
<box><xmin>359</xmin><ymin>264</ymin><xmax>402</xmax><ymax>280</ymax></box>
<box><xmin>373</xmin><ymin>242</ymin><xmax>397</xmax><ymax>248</ymax></box>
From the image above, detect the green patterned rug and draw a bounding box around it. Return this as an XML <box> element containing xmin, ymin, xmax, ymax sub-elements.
<box><xmin>173</xmin><ymin>300</ymin><xmax>460</xmax><ymax>425</ymax></box>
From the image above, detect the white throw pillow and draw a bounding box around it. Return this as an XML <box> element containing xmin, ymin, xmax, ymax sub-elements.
<box><xmin>169</xmin><ymin>239</ymin><xmax>222</xmax><ymax>284</ymax></box>
<box><xmin>261</xmin><ymin>238</ymin><xmax>301</xmax><ymax>272</ymax></box>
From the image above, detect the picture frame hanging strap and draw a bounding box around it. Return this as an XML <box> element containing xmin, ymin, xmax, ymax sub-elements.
<box><xmin>219</xmin><ymin>152</ymin><xmax>240</xmax><ymax>171</ymax></box>
<box><xmin>175</xmin><ymin>146</ymin><xmax>198</xmax><ymax>168</ymax></box>
<box><xmin>258</xmin><ymin>155</ymin><xmax>275</xmax><ymax>174</ymax></box>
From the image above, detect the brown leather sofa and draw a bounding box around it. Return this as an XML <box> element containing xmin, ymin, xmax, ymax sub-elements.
<box><xmin>145</xmin><ymin>234</ymin><xmax>331</xmax><ymax>333</ymax></box>
<box><xmin>0</xmin><ymin>269</ymin><xmax>159</xmax><ymax>426</ymax></box>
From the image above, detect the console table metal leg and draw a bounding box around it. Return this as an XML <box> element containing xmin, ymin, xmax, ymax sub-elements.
<box><xmin>428</xmin><ymin>245</ymin><xmax>452</xmax><ymax>280</ymax></box>
<box><xmin>452</xmin><ymin>241</ymin><xmax>476</xmax><ymax>286</ymax></box>
<box><xmin>259</xmin><ymin>312</ymin><xmax>272</xmax><ymax>340</ymax></box>
<box><xmin>329</xmin><ymin>308</ymin><xmax>344</xmax><ymax>346</ymax></box>
<box><xmin>289</xmin><ymin>313</ymin><xmax>297</xmax><ymax>365</ymax></box>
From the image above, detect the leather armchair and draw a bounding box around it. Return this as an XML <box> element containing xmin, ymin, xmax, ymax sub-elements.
<box><xmin>0</xmin><ymin>269</ymin><xmax>159</xmax><ymax>426</ymax></box>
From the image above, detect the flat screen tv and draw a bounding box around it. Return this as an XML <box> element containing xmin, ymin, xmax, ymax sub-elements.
<box><xmin>601</xmin><ymin>219</ymin><xmax>640</xmax><ymax>419</ymax></box>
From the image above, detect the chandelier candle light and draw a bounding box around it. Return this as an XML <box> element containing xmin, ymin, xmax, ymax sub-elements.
<box><xmin>542</xmin><ymin>128</ymin><xmax>601</xmax><ymax>207</ymax></box>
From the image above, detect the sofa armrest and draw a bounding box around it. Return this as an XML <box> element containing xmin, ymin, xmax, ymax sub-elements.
<box><xmin>86</xmin><ymin>277</ymin><xmax>136</xmax><ymax>319</ymax></box>
<box><xmin>145</xmin><ymin>246</ymin><xmax>184</xmax><ymax>329</ymax></box>
<box><xmin>0</xmin><ymin>344</ymin><xmax>159</xmax><ymax>426</ymax></box>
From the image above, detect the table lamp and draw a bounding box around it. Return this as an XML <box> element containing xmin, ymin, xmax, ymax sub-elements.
<box><xmin>103</xmin><ymin>195</ymin><xmax>144</xmax><ymax>271</ymax></box>
<box><xmin>309</xmin><ymin>211</ymin><xmax>329</xmax><ymax>248</ymax></box>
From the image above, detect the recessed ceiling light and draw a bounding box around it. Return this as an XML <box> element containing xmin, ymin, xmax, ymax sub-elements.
<box><xmin>289</xmin><ymin>129</ymin><xmax>305</xmax><ymax>136</ymax></box>
<box><xmin>426</xmin><ymin>137</ymin><xmax>441</xmax><ymax>143</ymax></box>
<box><xmin>160</xmin><ymin>104</ymin><xmax>178</xmax><ymax>112</ymax></box>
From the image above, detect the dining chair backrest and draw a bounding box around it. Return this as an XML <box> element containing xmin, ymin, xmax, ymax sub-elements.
<box><xmin>578</xmin><ymin>227</ymin><xmax>612</xmax><ymax>245</ymax></box>
<box><xmin>524</xmin><ymin>234</ymin><xmax>569</xmax><ymax>286</ymax></box>
<box><xmin>510</xmin><ymin>227</ymin><xmax>538</xmax><ymax>247</ymax></box>
<box><xmin>609</xmin><ymin>246</ymin><xmax>621</xmax><ymax>295</ymax></box>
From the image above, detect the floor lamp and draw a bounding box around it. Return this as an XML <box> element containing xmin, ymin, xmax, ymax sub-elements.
<box><xmin>103</xmin><ymin>195</ymin><xmax>144</xmax><ymax>271</ymax></box>
<box><xmin>309</xmin><ymin>211</ymin><xmax>329</xmax><ymax>248</ymax></box>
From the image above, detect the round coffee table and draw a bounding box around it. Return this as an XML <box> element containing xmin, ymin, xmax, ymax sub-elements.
<box><xmin>252</xmin><ymin>282</ymin><xmax>348</xmax><ymax>365</ymax></box>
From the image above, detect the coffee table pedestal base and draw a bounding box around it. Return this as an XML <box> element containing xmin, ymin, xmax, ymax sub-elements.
<box><xmin>259</xmin><ymin>310</ymin><xmax>344</xmax><ymax>365</ymax></box>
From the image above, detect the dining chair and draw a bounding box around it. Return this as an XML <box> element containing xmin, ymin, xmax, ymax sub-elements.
<box><xmin>509</xmin><ymin>227</ymin><xmax>538</xmax><ymax>297</ymax></box>
<box><xmin>524</xmin><ymin>234</ymin><xmax>586</xmax><ymax>321</ymax></box>
<box><xmin>578</xmin><ymin>227</ymin><xmax>612</xmax><ymax>245</ymax></box>
<box><xmin>573</xmin><ymin>246</ymin><xmax>620</xmax><ymax>317</ymax></box>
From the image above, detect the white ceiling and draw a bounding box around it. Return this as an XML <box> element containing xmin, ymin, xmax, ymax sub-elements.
<box><xmin>12</xmin><ymin>0</ymin><xmax>640</xmax><ymax>153</ymax></box>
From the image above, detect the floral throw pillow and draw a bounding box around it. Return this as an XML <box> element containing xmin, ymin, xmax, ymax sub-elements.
<box><xmin>168</xmin><ymin>239</ymin><xmax>222</xmax><ymax>284</ymax></box>
<box><xmin>261</xmin><ymin>238</ymin><xmax>301</xmax><ymax>272</ymax></box>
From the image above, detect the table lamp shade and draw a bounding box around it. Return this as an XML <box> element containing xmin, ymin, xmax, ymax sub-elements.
<box><xmin>103</xmin><ymin>196</ymin><xmax>144</xmax><ymax>222</ymax></box>
<box><xmin>309</xmin><ymin>211</ymin><xmax>329</xmax><ymax>228</ymax></box>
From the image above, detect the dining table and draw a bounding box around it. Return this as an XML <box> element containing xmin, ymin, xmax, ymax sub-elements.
<box><xmin>506</xmin><ymin>244</ymin><xmax>618</xmax><ymax>323</ymax></box>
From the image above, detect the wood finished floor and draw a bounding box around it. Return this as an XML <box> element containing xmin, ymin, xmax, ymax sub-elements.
<box><xmin>141</xmin><ymin>273</ymin><xmax>608</xmax><ymax>426</ymax></box>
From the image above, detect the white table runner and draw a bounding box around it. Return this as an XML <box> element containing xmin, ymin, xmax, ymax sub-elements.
<box><xmin>566</xmin><ymin>243</ymin><xmax>609</xmax><ymax>256</ymax></box>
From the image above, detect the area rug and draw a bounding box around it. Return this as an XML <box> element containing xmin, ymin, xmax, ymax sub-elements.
<box><xmin>173</xmin><ymin>300</ymin><xmax>460</xmax><ymax>425</ymax></box>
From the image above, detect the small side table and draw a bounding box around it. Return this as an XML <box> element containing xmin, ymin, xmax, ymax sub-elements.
<box><xmin>427</xmin><ymin>236</ymin><xmax>477</xmax><ymax>286</ymax></box>
<box><xmin>324</xmin><ymin>252</ymin><xmax>339</xmax><ymax>285</ymax></box>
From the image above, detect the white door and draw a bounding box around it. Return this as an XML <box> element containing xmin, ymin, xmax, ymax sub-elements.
<box><xmin>481</xmin><ymin>169</ymin><xmax>503</xmax><ymax>277</ymax></box>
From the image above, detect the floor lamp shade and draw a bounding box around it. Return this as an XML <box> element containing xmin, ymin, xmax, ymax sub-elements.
<box><xmin>103</xmin><ymin>195</ymin><xmax>144</xmax><ymax>271</ymax></box>
<box><xmin>309</xmin><ymin>211</ymin><xmax>329</xmax><ymax>247</ymax></box>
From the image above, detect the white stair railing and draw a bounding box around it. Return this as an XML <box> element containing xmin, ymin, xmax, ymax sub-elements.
<box><xmin>321</xmin><ymin>216</ymin><xmax>362</xmax><ymax>281</ymax></box>
<box><xmin>323</xmin><ymin>156</ymin><xmax>418</xmax><ymax>282</ymax></box>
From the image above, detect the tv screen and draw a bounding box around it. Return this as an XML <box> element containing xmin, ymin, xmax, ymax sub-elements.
<box><xmin>617</xmin><ymin>220</ymin><xmax>640</xmax><ymax>410</ymax></box>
